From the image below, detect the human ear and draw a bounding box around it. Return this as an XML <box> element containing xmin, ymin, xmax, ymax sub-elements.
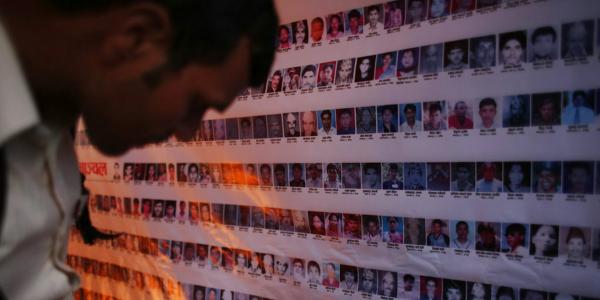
<box><xmin>99</xmin><ymin>3</ymin><xmax>171</xmax><ymax>69</ymax></box>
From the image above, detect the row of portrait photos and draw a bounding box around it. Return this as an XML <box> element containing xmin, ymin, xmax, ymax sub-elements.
<box><xmin>258</xmin><ymin>18</ymin><xmax>599</xmax><ymax>95</ymax></box>
<box><xmin>277</xmin><ymin>0</ymin><xmax>526</xmax><ymax>51</ymax></box>
<box><xmin>90</xmin><ymin>195</ymin><xmax>600</xmax><ymax>263</ymax></box>
<box><xmin>67</xmin><ymin>255</ymin><xmax>270</xmax><ymax>300</ymax></box>
<box><xmin>118</xmin><ymin>161</ymin><xmax>600</xmax><ymax>195</ymax></box>
<box><xmin>69</xmin><ymin>230</ymin><xmax>599</xmax><ymax>300</ymax></box>
<box><xmin>208</xmin><ymin>91</ymin><xmax>599</xmax><ymax>142</ymax></box>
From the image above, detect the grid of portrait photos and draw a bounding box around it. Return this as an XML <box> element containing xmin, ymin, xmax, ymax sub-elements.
<box><xmin>162</xmin><ymin>89</ymin><xmax>600</xmax><ymax>144</ymax></box>
<box><xmin>67</xmin><ymin>255</ymin><xmax>271</xmax><ymax>300</ymax></box>
<box><xmin>245</xmin><ymin>16</ymin><xmax>600</xmax><ymax>99</ymax></box>
<box><xmin>112</xmin><ymin>160</ymin><xmax>600</xmax><ymax>195</ymax></box>
<box><xmin>69</xmin><ymin>226</ymin><xmax>600</xmax><ymax>300</ymax></box>
<box><xmin>72</xmin><ymin>1</ymin><xmax>600</xmax><ymax>298</ymax></box>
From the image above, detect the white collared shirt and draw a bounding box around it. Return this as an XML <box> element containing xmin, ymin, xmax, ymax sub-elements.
<box><xmin>0</xmin><ymin>22</ymin><xmax>81</xmax><ymax>299</ymax></box>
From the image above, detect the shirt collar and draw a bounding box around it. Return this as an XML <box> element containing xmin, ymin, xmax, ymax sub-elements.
<box><xmin>0</xmin><ymin>21</ymin><xmax>41</xmax><ymax>146</ymax></box>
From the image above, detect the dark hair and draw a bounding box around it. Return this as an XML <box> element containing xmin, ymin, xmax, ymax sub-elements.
<box><xmin>566</xmin><ymin>227</ymin><xmax>586</xmax><ymax>244</ymax></box>
<box><xmin>292</xmin><ymin>163</ymin><xmax>303</xmax><ymax>171</ymax></box>
<box><xmin>403</xmin><ymin>274</ymin><xmax>415</xmax><ymax>282</ymax></box>
<box><xmin>274</xmin><ymin>164</ymin><xmax>285</xmax><ymax>173</ymax></box>
<box><xmin>428</xmin><ymin>102</ymin><xmax>442</xmax><ymax>114</ymax></box>
<box><xmin>321</xmin><ymin>110</ymin><xmax>332</xmax><ymax>120</ymax></box>
<box><xmin>531</xmin><ymin>26</ymin><xmax>557</xmax><ymax>43</ymax></box>
<box><xmin>348</xmin><ymin>9</ymin><xmax>361</xmax><ymax>20</ymax></box>
<box><xmin>260</xmin><ymin>164</ymin><xmax>271</xmax><ymax>173</ymax></box>
<box><xmin>311</xmin><ymin>17</ymin><xmax>324</xmax><ymax>26</ymax></box>
<box><xmin>500</xmin><ymin>31</ymin><xmax>526</xmax><ymax>49</ymax></box>
<box><xmin>456</xmin><ymin>221</ymin><xmax>468</xmax><ymax>231</ymax></box>
<box><xmin>49</xmin><ymin>0</ymin><xmax>278</xmax><ymax>87</ymax></box>
<box><xmin>328</xmin><ymin>14</ymin><xmax>343</xmax><ymax>32</ymax></box>
<box><xmin>279</xmin><ymin>25</ymin><xmax>290</xmax><ymax>35</ymax></box>
<box><xmin>367</xmin><ymin>5</ymin><xmax>380</xmax><ymax>14</ymax></box>
<box><xmin>307</xmin><ymin>261</ymin><xmax>320</xmax><ymax>272</ymax></box>
<box><xmin>505</xmin><ymin>223</ymin><xmax>525</xmax><ymax>237</ymax></box>
<box><xmin>404</xmin><ymin>103</ymin><xmax>417</xmax><ymax>114</ymax></box>
<box><xmin>302</xmin><ymin>65</ymin><xmax>317</xmax><ymax>77</ymax></box>
<box><xmin>432</xmin><ymin>219</ymin><xmax>444</xmax><ymax>227</ymax></box>
<box><xmin>339</xmin><ymin>108</ymin><xmax>352</xmax><ymax>117</ymax></box>
<box><xmin>326</xmin><ymin>163</ymin><xmax>338</xmax><ymax>172</ymax></box>
<box><xmin>496</xmin><ymin>287</ymin><xmax>515</xmax><ymax>300</ymax></box>
<box><xmin>572</xmin><ymin>90</ymin><xmax>587</xmax><ymax>101</ymax></box>
<box><xmin>479</xmin><ymin>97</ymin><xmax>497</xmax><ymax>109</ymax></box>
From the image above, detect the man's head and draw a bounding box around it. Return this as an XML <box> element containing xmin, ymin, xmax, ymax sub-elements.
<box><xmin>347</xmin><ymin>9</ymin><xmax>361</xmax><ymax>34</ymax></box>
<box><xmin>478</xmin><ymin>98</ymin><xmax>497</xmax><ymax>127</ymax></box>
<box><xmin>320</xmin><ymin>110</ymin><xmax>332</xmax><ymax>131</ymax></box>
<box><xmin>12</xmin><ymin>0</ymin><xmax>277</xmax><ymax>155</ymax></box>
<box><xmin>531</xmin><ymin>26</ymin><xmax>556</xmax><ymax>58</ymax></box>
<box><xmin>310</xmin><ymin>17</ymin><xmax>324</xmax><ymax>42</ymax></box>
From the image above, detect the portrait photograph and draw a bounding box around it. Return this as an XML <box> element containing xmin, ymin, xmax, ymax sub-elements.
<box><xmin>502</xmin><ymin>94</ymin><xmax>531</xmax><ymax>127</ymax></box>
<box><xmin>561</xmin><ymin>20</ymin><xmax>595</xmax><ymax>60</ymax></box>
<box><xmin>323</xmin><ymin>163</ymin><xmax>342</xmax><ymax>189</ymax></box>
<box><xmin>476</xmin><ymin>162</ymin><xmax>503</xmax><ymax>193</ymax></box>
<box><xmin>420</xmin><ymin>43</ymin><xmax>444</xmax><ymax>74</ymax></box>
<box><xmin>225</xmin><ymin>118</ymin><xmax>239</xmax><ymax>140</ymax></box>
<box><xmin>558</xmin><ymin>227</ymin><xmax>593</xmax><ymax>263</ymax></box>
<box><xmin>259</xmin><ymin>163</ymin><xmax>273</xmax><ymax>187</ymax></box>
<box><xmin>292</xmin><ymin>210</ymin><xmax>310</xmax><ymax>233</ymax></box>
<box><xmin>426</xmin><ymin>219</ymin><xmax>450</xmax><ymax>248</ymax></box>
<box><xmin>532</xmin><ymin>92</ymin><xmax>562</xmax><ymax>126</ymax></box>
<box><xmin>305</xmin><ymin>163</ymin><xmax>323</xmax><ymax>188</ymax></box>
<box><xmin>466</xmin><ymin>282</ymin><xmax>491</xmax><ymax>300</ymax></box>
<box><xmin>355</xmin><ymin>55</ymin><xmax>376</xmax><ymax>82</ymax></box>
<box><xmin>358</xmin><ymin>268</ymin><xmax>378</xmax><ymax>294</ymax></box>
<box><xmin>223</xmin><ymin>204</ymin><xmax>238</xmax><ymax>226</ymax></box>
<box><xmin>492</xmin><ymin>286</ymin><xmax>518</xmax><ymax>300</ymax></box>
<box><xmin>501</xmin><ymin>223</ymin><xmax>530</xmax><ymax>255</ymax></box>
<box><xmin>384</xmin><ymin>0</ymin><xmax>405</xmax><ymax>30</ymax></box>
<box><xmin>250</xmin><ymin>206</ymin><xmax>265</xmax><ymax>228</ymax></box>
<box><xmin>397</xmin><ymin>47</ymin><xmax>420</xmax><ymax>77</ymax></box>
<box><xmin>212</xmin><ymin>119</ymin><xmax>226</xmax><ymax>141</ymax></box>
<box><xmin>529</xmin><ymin>224</ymin><xmax>559</xmax><ymax>257</ymax></box>
<box><xmin>362</xmin><ymin>215</ymin><xmax>383</xmax><ymax>242</ymax></box>
<box><xmin>322</xmin><ymin>262</ymin><xmax>340</xmax><ymax>288</ymax></box>
<box><xmin>404</xmin><ymin>162</ymin><xmax>427</xmax><ymax>190</ymax></box>
<box><xmin>375</xmin><ymin>51</ymin><xmax>398</xmax><ymax>80</ymax></box>
<box><xmin>364</xmin><ymin>4</ymin><xmax>385</xmax><ymax>35</ymax></box>
<box><xmin>288</xmin><ymin>163</ymin><xmax>306</xmax><ymax>187</ymax></box>
<box><xmin>475</xmin><ymin>97</ymin><xmax>501</xmax><ymax>129</ymax></box>
<box><xmin>265</xmin><ymin>69</ymin><xmax>282</xmax><ymax>93</ymax></box>
<box><xmin>499</xmin><ymin>31</ymin><xmax>527</xmax><ymax>67</ymax></box>
<box><xmin>343</xmin><ymin>213</ymin><xmax>363</xmax><ymax>239</ymax></box>
<box><xmin>283</xmin><ymin>112</ymin><xmax>300</xmax><ymax>137</ymax></box>
<box><xmin>377</xmin><ymin>104</ymin><xmax>399</xmax><ymax>133</ymax></box>
<box><xmin>429</xmin><ymin>0</ymin><xmax>450</xmax><ymax>19</ymax></box>
<box><xmin>443</xmin><ymin>280</ymin><xmax>466</xmax><ymax>300</ymax></box>
<box><xmin>317</xmin><ymin>61</ymin><xmax>336</xmax><ymax>88</ymax></box>
<box><xmin>336</xmin><ymin>108</ymin><xmax>356</xmax><ymax>135</ymax></box>
<box><xmin>469</xmin><ymin>35</ymin><xmax>496</xmax><ymax>69</ymax></box>
<box><xmin>264</xmin><ymin>207</ymin><xmax>280</xmax><ymax>230</ymax></box>
<box><xmin>448</xmin><ymin>99</ymin><xmax>474</xmax><ymax>130</ymax></box>
<box><xmin>345</xmin><ymin>8</ymin><xmax>364</xmax><ymax>36</ymax></box>
<box><xmin>398</xmin><ymin>273</ymin><xmax>420</xmax><ymax>300</ymax></box>
<box><xmin>300</xmin><ymin>111</ymin><xmax>318</xmax><ymax>137</ymax></box>
<box><xmin>382</xmin><ymin>216</ymin><xmax>404</xmax><ymax>244</ymax></box>
<box><xmin>310</xmin><ymin>17</ymin><xmax>325</xmax><ymax>43</ymax></box>
<box><xmin>563</xmin><ymin>161</ymin><xmax>594</xmax><ymax>194</ymax></box>
<box><xmin>532</xmin><ymin>161</ymin><xmax>562</xmax><ymax>193</ymax></box>
<box><xmin>342</xmin><ymin>163</ymin><xmax>362</xmax><ymax>189</ymax></box>
<box><xmin>273</xmin><ymin>163</ymin><xmax>288</xmax><ymax>187</ymax></box>
<box><xmin>237</xmin><ymin>117</ymin><xmax>253</xmax><ymax>140</ymax></box>
<box><xmin>562</xmin><ymin>90</ymin><xmax>596</xmax><ymax>125</ymax></box>
<box><xmin>378</xmin><ymin>270</ymin><xmax>398</xmax><ymax>297</ymax></box>
<box><xmin>528</xmin><ymin>26</ymin><xmax>559</xmax><ymax>63</ymax></box>
<box><xmin>405</xmin><ymin>0</ymin><xmax>427</xmax><ymax>24</ymax></box>
<box><xmin>423</xmin><ymin>100</ymin><xmax>448</xmax><ymax>131</ymax></box>
<box><xmin>340</xmin><ymin>264</ymin><xmax>358</xmax><ymax>291</ymax></box>
<box><xmin>211</xmin><ymin>203</ymin><xmax>223</xmax><ymax>224</ymax></box>
<box><xmin>317</xmin><ymin>109</ymin><xmax>337</xmax><ymax>136</ymax></box>
<box><xmin>450</xmin><ymin>162</ymin><xmax>475</xmax><ymax>192</ymax></box>
<box><xmin>382</xmin><ymin>163</ymin><xmax>403</xmax><ymax>190</ymax></box>
<box><xmin>399</xmin><ymin>103</ymin><xmax>422</xmax><ymax>132</ymax></box>
<box><xmin>291</xmin><ymin>20</ymin><xmax>309</xmax><ymax>46</ymax></box>
<box><xmin>404</xmin><ymin>217</ymin><xmax>426</xmax><ymax>245</ymax></box>
<box><xmin>335</xmin><ymin>58</ymin><xmax>355</xmax><ymax>85</ymax></box>
<box><xmin>300</xmin><ymin>64</ymin><xmax>318</xmax><ymax>90</ymax></box>
<box><xmin>475</xmin><ymin>222</ymin><xmax>501</xmax><ymax>252</ymax></box>
<box><xmin>308</xmin><ymin>211</ymin><xmax>326</xmax><ymax>236</ymax></box>
<box><xmin>201</xmin><ymin>120</ymin><xmax>213</xmax><ymax>141</ymax></box>
<box><xmin>326</xmin><ymin>12</ymin><xmax>345</xmax><ymax>40</ymax></box>
<box><xmin>277</xmin><ymin>24</ymin><xmax>291</xmax><ymax>51</ymax></box>
<box><xmin>283</xmin><ymin>66</ymin><xmax>301</xmax><ymax>92</ymax></box>
<box><xmin>355</xmin><ymin>106</ymin><xmax>377</xmax><ymax>134</ymax></box>
<box><xmin>427</xmin><ymin>162</ymin><xmax>450</xmax><ymax>191</ymax></box>
<box><xmin>267</xmin><ymin>114</ymin><xmax>283</xmax><ymax>138</ymax></box>
<box><xmin>252</xmin><ymin>115</ymin><xmax>268</xmax><ymax>139</ymax></box>
<box><xmin>420</xmin><ymin>276</ymin><xmax>443</xmax><ymax>300</ymax></box>
<box><xmin>503</xmin><ymin>161</ymin><xmax>531</xmax><ymax>193</ymax></box>
<box><xmin>450</xmin><ymin>220</ymin><xmax>476</xmax><ymax>250</ymax></box>
<box><xmin>278</xmin><ymin>209</ymin><xmax>295</xmax><ymax>232</ymax></box>
<box><xmin>325</xmin><ymin>212</ymin><xmax>342</xmax><ymax>238</ymax></box>
<box><xmin>444</xmin><ymin>39</ymin><xmax>469</xmax><ymax>71</ymax></box>
<box><xmin>275</xmin><ymin>255</ymin><xmax>290</xmax><ymax>277</ymax></box>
